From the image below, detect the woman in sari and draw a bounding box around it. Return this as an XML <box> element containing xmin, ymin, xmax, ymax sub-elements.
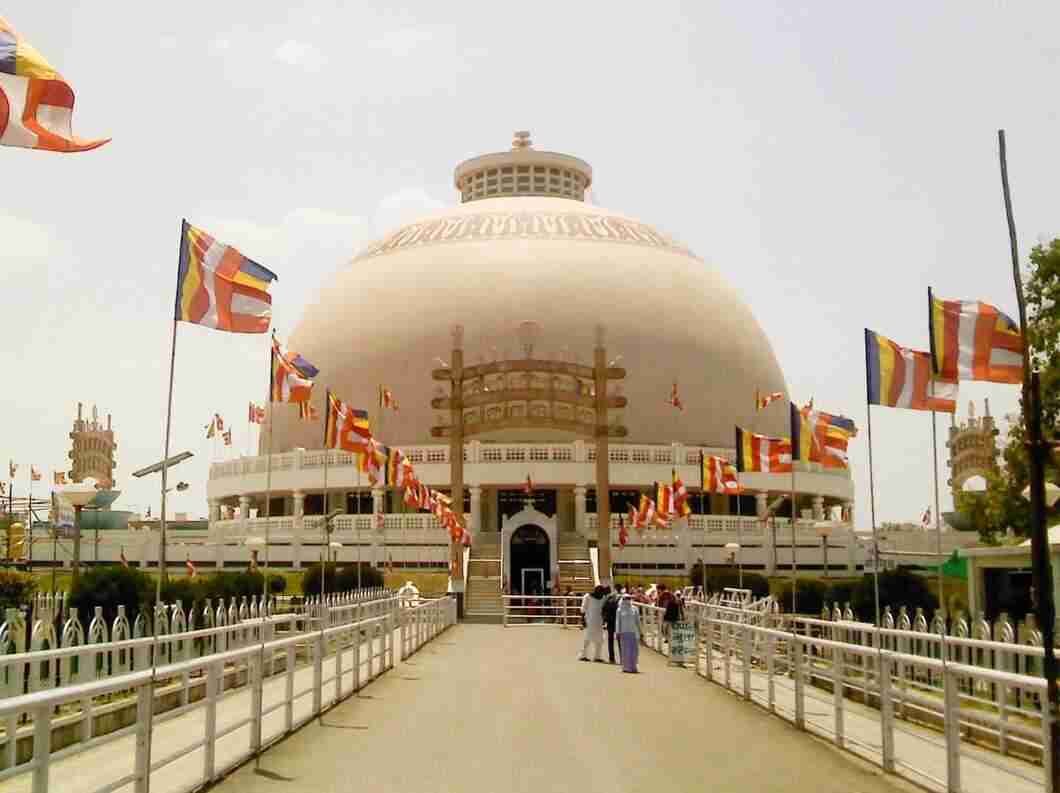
<box><xmin>616</xmin><ymin>594</ymin><xmax>641</xmax><ymax>673</ymax></box>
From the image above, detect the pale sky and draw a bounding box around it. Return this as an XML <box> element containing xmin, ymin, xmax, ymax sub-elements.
<box><xmin>3</xmin><ymin>2</ymin><xmax>1058</xmax><ymax>525</ymax></box>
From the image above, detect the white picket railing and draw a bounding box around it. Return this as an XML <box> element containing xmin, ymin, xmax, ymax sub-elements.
<box><xmin>0</xmin><ymin>594</ymin><xmax>455</xmax><ymax>793</ymax></box>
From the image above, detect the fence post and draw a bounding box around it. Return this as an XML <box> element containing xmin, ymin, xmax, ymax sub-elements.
<box><xmin>312</xmin><ymin>632</ymin><xmax>323</xmax><ymax>716</ymax></box>
<box><xmin>133</xmin><ymin>683</ymin><xmax>153</xmax><ymax>793</ymax></box>
<box><xmin>741</xmin><ymin>624</ymin><xmax>752</xmax><ymax>700</ymax></box>
<box><xmin>879</xmin><ymin>654</ymin><xmax>895</xmax><ymax>773</ymax></box>
<box><xmin>943</xmin><ymin>666</ymin><xmax>961</xmax><ymax>792</ymax></box>
<box><xmin>793</xmin><ymin>639</ymin><xmax>805</xmax><ymax>730</ymax></box>
<box><xmin>766</xmin><ymin>632</ymin><xmax>776</xmax><ymax>712</ymax></box>
<box><xmin>353</xmin><ymin>620</ymin><xmax>361</xmax><ymax>692</ymax></box>
<box><xmin>832</xmin><ymin>641</ymin><xmax>844</xmax><ymax>748</ymax></box>
<box><xmin>249</xmin><ymin>653</ymin><xmax>262</xmax><ymax>753</ymax></box>
<box><xmin>31</xmin><ymin>705</ymin><xmax>52</xmax><ymax>793</ymax></box>
<box><xmin>203</xmin><ymin>662</ymin><xmax>219</xmax><ymax>783</ymax></box>
<box><xmin>704</xmin><ymin>610</ymin><xmax>714</xmax><ymax>682</ymax></box>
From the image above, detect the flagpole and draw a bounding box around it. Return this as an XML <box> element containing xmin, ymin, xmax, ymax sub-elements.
<box><xmin>789</xmin><ymin>465</ymin><xmax>797</xmax><ymax>614</ymax></box>
<box><xmin>253</xmin><ymin>337</ymin><xmax>275</xmax><ymax>770</ymax></box>
<box><xmin>322</xmin><ymin>391</ymin><xmax>330</xmax><ymax>604</ymax></box>
<box><xmin>356</xmin><ymin>466</ymin><xmax>362</xmax><ymax>591</ymax></box>
<box><xmin>865</xmin><ymin>400</ymin><xmax>882</xmax><ymax>628</ymax></box>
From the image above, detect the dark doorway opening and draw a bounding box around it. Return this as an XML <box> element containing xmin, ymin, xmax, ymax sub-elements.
<box><xmin>510</xmin><ymin>525</ymin><xmax>550</xmax><ymax>595</ymax></box>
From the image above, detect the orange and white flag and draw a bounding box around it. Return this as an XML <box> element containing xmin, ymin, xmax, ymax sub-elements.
<box><xmin>0</xmin><ymin>18</ymin><xmax>109</xmax><ymax>152</ymax></box>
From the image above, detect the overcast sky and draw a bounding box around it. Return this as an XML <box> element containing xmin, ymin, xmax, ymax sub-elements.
<box><xmin>3</xmin><ymin>3</ymin><xmax>1057</xmax><ymax>524</ymax></box>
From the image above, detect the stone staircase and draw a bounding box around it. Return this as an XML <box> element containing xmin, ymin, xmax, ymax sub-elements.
<box><xmin>465</xmin><ymin>534</ymin><xmax>503</xmax><ymax>623</ymax></box>
<box><xmin>557</xmin><ymin>533</ymin><xmax>595</xmax><ymax>595</ymax></box>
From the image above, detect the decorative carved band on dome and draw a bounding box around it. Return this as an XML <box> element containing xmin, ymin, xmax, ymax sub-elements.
<box><xmin>357</xmin><ymin>212</ymin><xmax>693</xmax><ymax>259</ymax></box>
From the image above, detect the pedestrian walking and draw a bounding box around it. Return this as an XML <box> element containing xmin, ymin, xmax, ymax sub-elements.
<box><xmin>602</xmin><ymin>586</ymin><xmax>620</xmax><ymax>664</ymax></box>
<box><xmin>579</xmin><ymin>585</ymin><xmax>606</xmax><ymax>662</ymax></box>
<box><xmin>617</xmin><ymin>594</ymin><xmax>641</xmax><ymax>673</ymax></box>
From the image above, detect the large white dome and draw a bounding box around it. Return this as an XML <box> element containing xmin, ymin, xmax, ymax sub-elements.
<box><xmin>270</xmin><ymin>192</ymin><xmax>789</xmax><ymax>452</ymax></box>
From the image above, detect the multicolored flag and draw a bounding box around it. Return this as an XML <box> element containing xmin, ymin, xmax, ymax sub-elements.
<box><xmin>735</xmin><ymin>427</ymin><xmax>792</xmax><ymax>473</ymax></box>
<box><xmin>248</xmin><ymin>403</ymin><xmax>267</xmax><ymax>424</ymax></box>
<box><xmin>324</xmin><ymin>391</ymin><xmax>372</xmax><ymax>453</ymax></box>
<box><xmin>176</xmin><ymin>221</ymin><xmax>278</xmax><ymax>334</ymax></box>
<box><xmin>523</xmin><ymin>474</ymin><xmax>534</xmax><ymax>496</ymax></box>
<box><xmin>921</xmin><ymin>507</ymin><xmax>931</xmax><ymax>529</ymax></box>
<box><xmin>298</xmin><ymin>401</ymin><xmax>318</xmax><ymax>421</ymax></box>
<box><xmin>0</xmin><ymin>18</ymin><xmax>109</xmax><ymax>152</ymax></box>
<box><xmin>929</xmin><ymin>289</ymin><xmax>1023</xmax><ymax>384</ymax></box>
<box><xmin>380</xmin><ymin>386</ymin><xmax>399</xmax><ymax>412</ymax></box>
<box><xmin>53</xmin><ymin>471</ymin><xmax>67</xmax><ymax>486</ymax></box>
<box><xmin>186</xmin><ymin>556</ymin><xmax>196</xmax><ymax>577</ymax></box>
<box><xmin>205</xmin><ymin>418</ymin><xmax>216</xmax><ymax>439</ymax></box>
<box><xmin>618</xmin><ymin>516</ymin><xmax>629</xmax><ymax>548</ymax></box>
<box><xmin>755</xmin><ymin>390</ymin><xmax>784</xmax><ymax>411</ymax></box>
<box><xmin>120</xmin><ymin>547</ymin><xmax>129</xmax><ymax>568</ymax></box>
<box><xmin>865</xmin><ymin>329</ymin><xmax>958</xmax><ymax>413</ymax></box>
<box><xmin>672</xmin><ymin>472</ymin><xmax>691</xmax><ymax>517</ymax></box>
<box><xmin>8</xmin><ymin>461</ymin><xmax>16</xmax><ymax>478</ymax></box>
<box><xmin>655</xmin><ymin>481</ymin><xmax>674</xmax><ymax>519</ymax></box>
<box><xmin>214</xmin><ymin>414</ymin><xmax>224</xmax><ymax>432</ymax></box>
<box><xmin>666</xmin><ymin>382</ymin><xmax>684</xmax><ymax>411</ymax></box>
<box><xmin>791</xmin><ymin>403</ymin><xmax>856</xmax><ymax>470</ymax></box>
<box><xmin>30</xmin><ymin>466</ymin><xmax>40</xmax><ymax>482</ymax></box>
<box><xmin>271</xmin><ymin>336</ymin><xmax>317</xmax><ymax>403</ymax></box>
<box><xmin>702</xmin><ymin>455</ymin><xmax>741</xmax><ymax>494</ymax></box>
<box><xmin>222</xmin><ymin>429</ymin><xmax>232</xmax><ymax>446</ymax></box>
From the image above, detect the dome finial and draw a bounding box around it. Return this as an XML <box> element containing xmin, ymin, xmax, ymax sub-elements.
<box><xmin>512</xmin><ymin>130</ymin><xmax>532</xmax><ymax>150</ymax></box>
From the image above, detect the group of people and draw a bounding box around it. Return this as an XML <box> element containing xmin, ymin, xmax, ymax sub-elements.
<box><xmin>577</xmin><ymin>583</ymin><xmax>689</xmax><ymax>673</ymax></box>
<box><xmin>577</xmin><ymin>585</ymin><xmax>639</xmax><ymax>673</ymax></box>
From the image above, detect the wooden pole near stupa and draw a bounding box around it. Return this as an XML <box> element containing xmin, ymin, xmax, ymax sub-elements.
<box><xmin>594</xmin><ymin>325</ymin><xmax>612</xmax><ymax>587</ymax></box>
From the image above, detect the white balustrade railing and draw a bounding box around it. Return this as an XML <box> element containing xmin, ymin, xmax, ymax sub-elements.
<box><xmin>209</xmin><ymin>442</ymin><xmax>742</xmax><ymax>481</ymax></box>
<box><xmin>644</xmin><ymin>601</ymin><xmax>1052</xmax><ymax>793</ymax></box>
<box><xmin>0</xmin><ymin>593</ymin><xmax>456</xmax><ymax>793</ymax></box>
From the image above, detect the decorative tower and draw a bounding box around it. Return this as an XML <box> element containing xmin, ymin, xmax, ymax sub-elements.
<box><xmin>68</xmin><ymin>403</ymin><xmax>117</xmax><ymax>489</ymax></box>
<box><xmin>946</xmin><ymin>398</ymin><xmax>1000</xmax><ymax>497</ymax></box>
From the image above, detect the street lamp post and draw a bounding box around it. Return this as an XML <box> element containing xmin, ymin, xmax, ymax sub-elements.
<box><xmin>61</xmin><ymin>481</ymin><xmax>99</xmax><ymax>588</ymax></box>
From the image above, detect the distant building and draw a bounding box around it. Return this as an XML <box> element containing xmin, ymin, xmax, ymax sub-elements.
<box><xmin>69</xmin><ymin>403</ymin><xmax>117</xmax><ymax>489</ymax></box>
<box><xmin>947</xmin><ymin>399</ymin><xmax>1000</xmax><ymax>497</ymax></box>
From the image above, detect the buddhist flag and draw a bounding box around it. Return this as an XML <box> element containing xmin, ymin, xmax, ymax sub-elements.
<box><xmin>703</xmin><ymin>455</ymin><xmax>741</xmax><ymax>494</ymax></box>
<box><xmin>186</xmin><ymin>556</ymin><xmax>196</xmax><ymax>577</ymax></box>
<box><xmin>0</xmin><ymin>18</ymin><xmax>108</xmax><ymax>152</ymax></box>
<box><xmin>755</xmin><ymin>390</ymin><xmax>784</xmax><ymax>411</ymax></box>
<box><xmin>666</xmin><ymin>382</ymin><xmax>684</xmax><ymax>411</ymax></box>
<box><xmin>175</xmin><ymin>221</ymin><xmax>278</xmax><ymax>334</ymax></box>
<box><xmin>380</xmin><ymin>386</ymin><xmax>399</xmax><ymax>411</ymax></box>
<box><xmin>618</xmin><ymin>517</ymin><xmax>629</xmax><ymax>548</ymax></box>
<box><xmin>791</xmin><ymin>403</ymin><xmax>856</xmax><ymax>470</ymax></box>
<box><xmin>214</xmin><ymin>414</ymin><xmax>224</xmax><ymax>432</ymax></box>
<box><xmin>298</xmin><ymin>401</ymin><xmax>319</xmax><ymax>421</ymax></box>
<box><xmin>30</xmin><ymin>466</ymin><xmax>41</xmax><ymax>482</ymax></box>
<box><xmin>53</xmin><ymin>471</ymin><xmax>66</xmax><ymax>486</ymax></box>
<box><xmin>271</xmin><ymin>336</ymin><xmax>317</xmax><ymax>403</ymax></box>
<box><xmin>324</xmin><ymin>391</ymin><xmax>372</xmax><ymax>454</ymax></box>
<box><xmin>672</xmin><ymin>472</ymin><xmax>691</xmax><ymax>517</ymax></box>
<box><xmin>735</xmin><ymin>427</ymin><xmax>792</xmax><ymax>473</ymax></box>
<box><xmin>865</xmin><ymin>329</ymin><xmax>958</xmax><ymax>413</ymax></box>
<box><xmin>248</xmin><ymin>403</ymin><xmax>267</xmax><ymax>424</ymax></box>
<box><xmin>8</xmin><ymin>460</ymin><xmax>16</xmax><ymax>478</ymax></box>
<box><xmin>205</xmin><ymin>418</ymin><xmax>216</xmax><ymax>439</ymax></box>
<box><xmin>222</xmin><ymin>429</ymin><xmax>232</xmax><ymax>446</ymax></box>
<box><xmin>929</xmin><ymin>289</ymin><xmax>1023</xmax><ymax>384</ymax></box>
<box><xmin>523</xmin><ymin>474</ymin><xmax>534</xmax><ymax>496</ymax></box>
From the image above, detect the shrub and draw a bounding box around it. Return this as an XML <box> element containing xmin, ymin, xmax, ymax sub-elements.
<box><xmin>851</xmin><ymin>569</ymin><xmax>939</xmax><ymax>622</ymax></box>
<box><xmin>200</xmin><ymin>570</ymin><xmax>266</xmax><ymax>604</ymax></box>
<box><xmin>161</xmin><ymin>578</ymin><xmax>205</xmax><ymax>611</ymax></box>
<box><xmin>269</xmin><ymin>574</ymin><xmax>287</xmax><ymax>594</ymax></box>
<box><xmin>302</xmin><ymin>563</ymin><xmax>383</xmax><ymax>596</ymax></box>
<box><xmin>0</xmin><ymin>570</ymin><xmax>36</xmax><ymax>612</ymax></box>
<box><xmin>777</xmin><ymin>578</ymin><xmax>828</xmax><ymax>615</ymax></box>
<box><xmin>69</xmin><ymin>566</ymin><xmax>154</xmax><ymax>626</ymax></box>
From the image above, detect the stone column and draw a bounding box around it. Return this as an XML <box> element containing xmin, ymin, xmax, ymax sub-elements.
<box><xmin>239</xmin><ymin>495</ymin><xmax>251</xmax><ymax>537</ymax></box>
<box><xmin>594</xmin><ymin>325</ymin><xmax>612</xmax><ymax>586</ymax></box>
<box><xmin>292</xmin><ymin>490</ymin><xmax>305</xmax><ymax>569</ymax></box>
<box><xmin>208</xmin><ymin>499</ymin><xmax>223</xmax><ymax>569</ymax></box>
<box><xmin>574</xmin><ymin>486</ymin><xmax>587</xmax><ymax>539</ymax></box>
<box><xmin>470</xmin><ymin>486</ymin><xmax>482</xmax><ymax>535</ymax></box>
<box><xmin>755</xmin><ymin>492</ymin><xmax>768</xmax><ymax>519</ymax></box>
<box><xmin>812</xmin><ymin>495</ymin><xmax>825</xmax><ymax>521</ymax></box>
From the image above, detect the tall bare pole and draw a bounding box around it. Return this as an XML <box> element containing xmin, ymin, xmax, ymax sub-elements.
<box><xmin>864</xmin><ymin>400</ymin><xmax>882</xmax><ymax>628</ymax></box>
<box><xmin>449</xmin><ymin>325</ymin><xmax>465</xmax><ymax>615</ymax></box>
<box><xmin>999</xmin><ymin>128</ymin><xmax>1058</xmax><ymax>788</ymax></box>
<box><xmin>594</xmin><ymin>325</ymin><xmax>612</xmax><ymax>586</ymax></box>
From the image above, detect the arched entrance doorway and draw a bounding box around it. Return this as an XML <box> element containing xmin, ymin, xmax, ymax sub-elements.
<box><xmin>510</xmin><ymin>525</ymin><xmax>550</xmax><ymax>595</ymax></box>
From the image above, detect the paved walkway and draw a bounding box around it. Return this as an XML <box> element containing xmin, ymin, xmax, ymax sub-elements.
<box><xmin>216</xmin><ymin>625</ymin><xmax>918</xmax><ymax>793</ymax></box>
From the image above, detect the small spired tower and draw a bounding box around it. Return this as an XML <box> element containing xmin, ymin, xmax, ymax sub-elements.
<box><xmin>68</xmin><ymin>403</ymin><xmax>117</xmax><ymax>489</ymax></box>
<box><xmin>946</xmin><ymin>399</ymin><xmax>1000</xmax><ymax>497</ymax></box>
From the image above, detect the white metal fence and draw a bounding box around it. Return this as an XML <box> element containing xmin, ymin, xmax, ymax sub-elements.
<box><xmin>502</xmin><ymin>595</ymin><xmax>584</xmax><ymax>627</ymax></box>
<box><xmin>0</xmin><ymin>594</ymin><xmax>455</xmax><ymax>793</ymax></box>
<box><xmin>642</xmin><ymin>600</ymin><xmax>1051</xmax><ymax>793</ymax></box>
